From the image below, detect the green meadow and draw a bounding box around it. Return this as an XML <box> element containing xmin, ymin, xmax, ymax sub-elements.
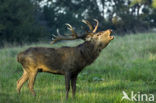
<box><xmin>0</xmin><ymin>33</ymin><xmax>156</xmax><ymax>103</ymax></box>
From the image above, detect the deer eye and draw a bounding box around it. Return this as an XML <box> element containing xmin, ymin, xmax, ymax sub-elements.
<box><xmin>97</xmin><ymin>33</ymin><xmax>101</xmax><ymax>36</ymax></box>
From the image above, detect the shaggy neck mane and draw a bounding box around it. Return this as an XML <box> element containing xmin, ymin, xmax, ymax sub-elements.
<box><xmin>77</xmin><ymin>41</ymin><xmax>102</xmax><ymax>64</ymax></box>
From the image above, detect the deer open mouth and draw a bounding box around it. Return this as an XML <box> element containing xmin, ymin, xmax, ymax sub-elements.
<box><xmin>109</xmin><ymin>29</ymin><xmax>114</xmax><ymax>40</ymax></box>
<box><xmin>110</xmin><ymin>36</ymin><xmax>114</xmax><ymax>40</ymax></box>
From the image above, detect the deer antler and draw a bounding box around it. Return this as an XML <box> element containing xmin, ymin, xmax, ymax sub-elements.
<box><xmin>82</xmin><ymin>19</ymin><xmax>99</xmax><ymax>33</ymax></box>
<box><xmin>65</xmin><ymin>24</ymin><xmax>78</xmax><ymax>38</ymax></box>
<box><xmin>51</xmin><ymin>19</ymin><xmax>99</xmax><ymax>44</ymax></box>
<box><xmin>93</xmin><ymin>19</ymin><xmax>99</xmax><ymax>33</ymax></box>
<box><xmin>51</xmin><ymin>24</ymin><xmax>85</xmax><ymax>44</ymax></box>
<box><xmin>82</xmin><ymin>20</ymin><xmax>93</xmax><ymax>31</ymax></box>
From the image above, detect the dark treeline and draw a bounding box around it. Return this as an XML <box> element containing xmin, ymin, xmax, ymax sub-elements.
<box><xmin>0</xmin><ymin>0</ymin><xmax>156</xmax><ymax>46</ymax></box>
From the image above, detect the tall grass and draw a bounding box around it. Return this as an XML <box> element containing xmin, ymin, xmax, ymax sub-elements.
<box><xmin>0</xmin><ymin>33</ymin><xmax>156</xmax><ymax>103</ymax></box>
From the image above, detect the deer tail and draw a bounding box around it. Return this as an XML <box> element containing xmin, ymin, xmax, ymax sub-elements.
<box><xmin>17</xmin><ymin>52</ymin><xmax>24</xmax><ymax>63</ymax></box>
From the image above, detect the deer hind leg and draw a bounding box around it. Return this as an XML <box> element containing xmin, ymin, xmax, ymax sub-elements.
<box><xmin>17</xmin><ymin>69</ymin><xmax>29</xmax><ymax>94</ymax></box>
<box><xmin>28</xmin><ymin>69</ymin><xmax>38</xmax><ymax>96</ymax></box>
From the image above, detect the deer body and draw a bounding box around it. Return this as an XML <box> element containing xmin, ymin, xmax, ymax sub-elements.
<box><xmin>16</xmin><ymin>19</ymin><xmax>114</xmax><ymax>99</ymax></box>
<box><xmin>18</xmin><ymin>41</ymin><xmax>100</xmax><ymax>74</ymax></box>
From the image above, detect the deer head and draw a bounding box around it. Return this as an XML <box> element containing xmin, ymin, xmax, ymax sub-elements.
<box><xmin>51</xmin><ymin>19</ymin><xmax>114</xmax><ymax>48</ymax></box>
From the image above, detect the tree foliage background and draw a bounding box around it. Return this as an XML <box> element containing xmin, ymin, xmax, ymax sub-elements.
<box><xmin>0</xmin><ymin>0</ymin><xmax>156</xmax><ymax>46</ymax></box>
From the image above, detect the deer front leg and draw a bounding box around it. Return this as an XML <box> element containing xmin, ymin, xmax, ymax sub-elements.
<box><xmin>71</xmin><ymin>74</ymin><xmax>77</xmax><ymax>98</ymax></box>
<box><xmin>65</xmin><ymin>72</ymin><xmax>71</xmax><ymax>100</ymax></box>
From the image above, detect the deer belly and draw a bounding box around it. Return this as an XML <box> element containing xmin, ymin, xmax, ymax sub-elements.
<box><xmin>38</xmin><ymin>65</ymin><xmax>63</xmax><ymax>74</ymax></box>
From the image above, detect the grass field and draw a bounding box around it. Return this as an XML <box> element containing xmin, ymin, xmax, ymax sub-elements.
<box><xmin>0</xmin><ymin>33</ymin><xmax>156</xmax><ymax>103</ymax></box>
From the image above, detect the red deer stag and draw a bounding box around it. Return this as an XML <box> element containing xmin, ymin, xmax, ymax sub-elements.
<box><xmin>17</xmin><ymin>19</ymin><xmax>114</xmax><ymax>99</ymax></box>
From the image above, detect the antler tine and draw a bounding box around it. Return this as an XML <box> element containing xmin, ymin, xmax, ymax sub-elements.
<box><xmin>93</xmin><ymin>19</ymin><xmax>99</xmax><ymax>33</ymax></box>
<box><xmin>51</xmin><ymin>33</ymin><xmax>57</xmax><ymax>44</ymax></box>
<box><xmin>82</xmin><ymin>19</ymin><xmax>93</xmax><ymax>31</ymax></box>
<box><xmin>65</xmin><ymin>23</ymin><xmax>78</xmax><ymax>38</ymax></box>
<box><xmin>51</xmin><ymin>29</ymin><xmax>62</xmax><ymax>44</ymax></box>
<box><xmin>65</xmin><ymin>23</ymin><xmax>72</xmax><ymax>31</ymax></box>
<box><xmin>56</xmin><ymin>29</ymin><xmax>61</xmax><ymax>36</ymax></box>
<box><xmin>52</xmin><ymin>34</ymin><xmax>56</xmax><ymax>38</ymax></box>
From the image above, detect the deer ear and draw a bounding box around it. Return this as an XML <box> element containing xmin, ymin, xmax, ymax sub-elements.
<box><xmin>85</xmin><ymin>38</ymin><xmax>91</xmax><ymax>41</ymax></box>
<box><xmin>85</xmin><ymin>36</ymin><xmax>92</xmax><ymax>41</ymax></box>
<box><xmin>85</xmin><ymin>34</ymin><xmax>93</xmax><ymax>41</ymax></box>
